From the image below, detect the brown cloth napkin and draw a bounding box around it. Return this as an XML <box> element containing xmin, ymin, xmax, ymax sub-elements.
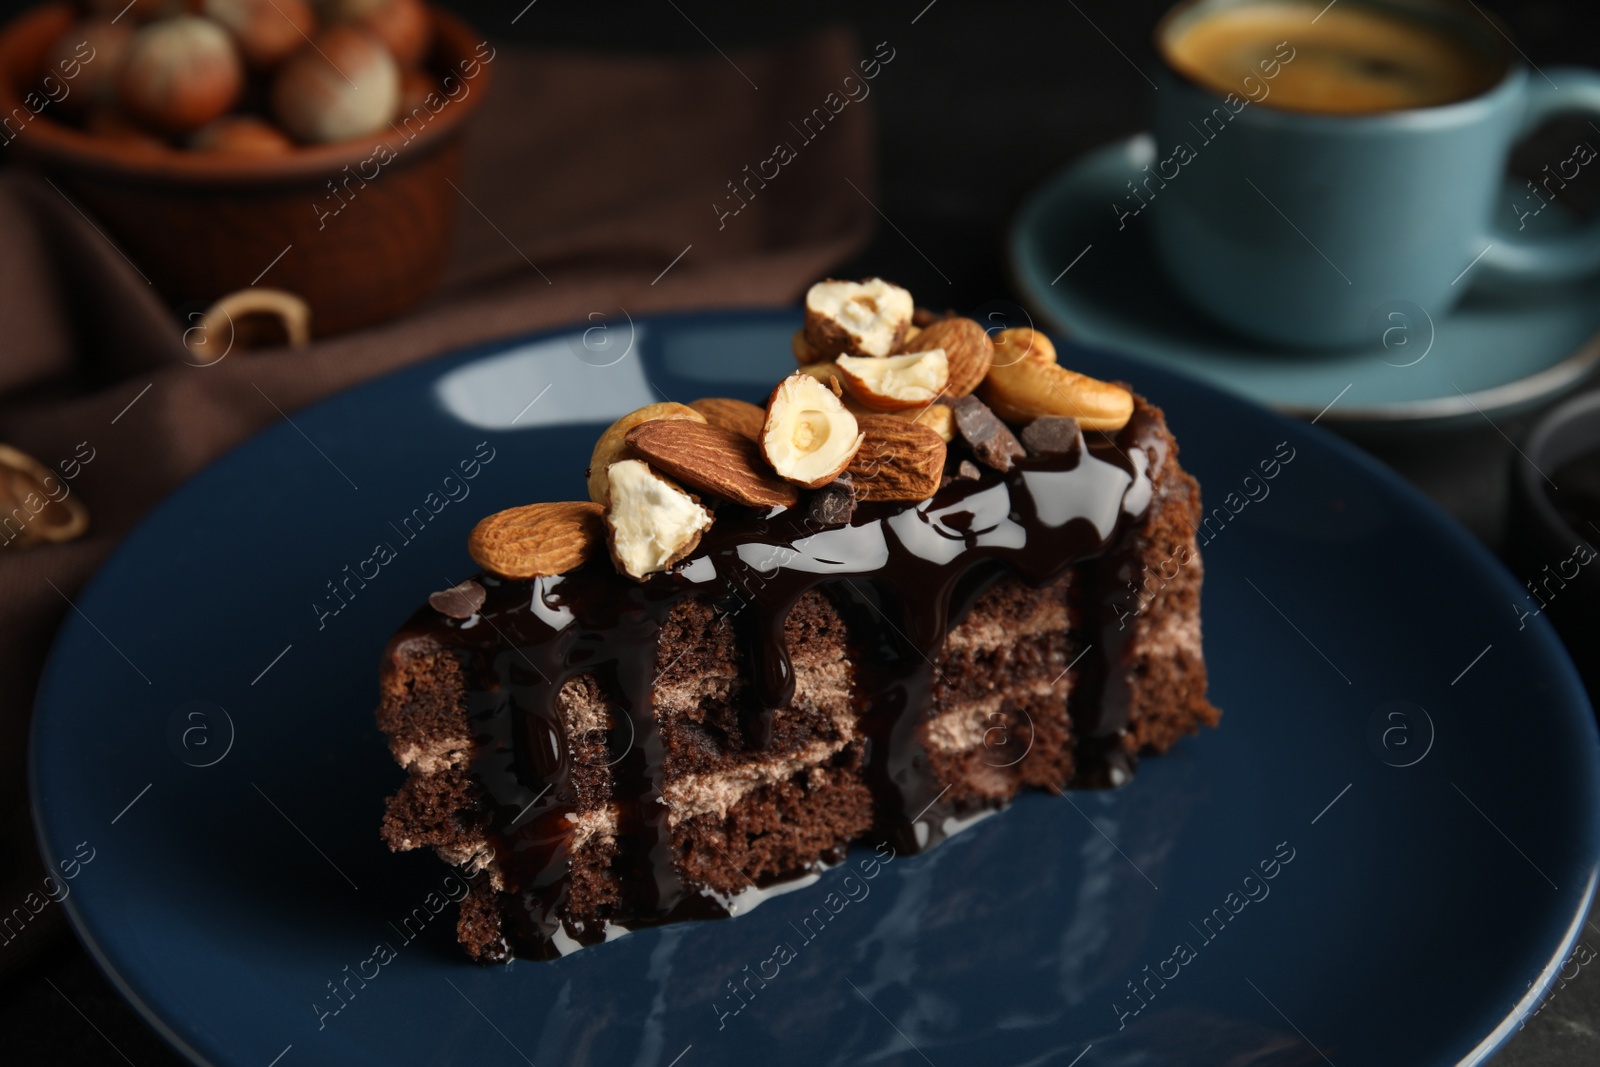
<box><xmin>0</xmin><ymin>27</ymin><xmax>874</xmax><ymax>968</ymax></box>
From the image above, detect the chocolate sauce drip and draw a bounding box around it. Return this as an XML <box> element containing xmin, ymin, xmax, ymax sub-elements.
<box><xmin>390</xmin><ymin>412</ymin><xmax>1163</xmax><ymax>958</ymax></box>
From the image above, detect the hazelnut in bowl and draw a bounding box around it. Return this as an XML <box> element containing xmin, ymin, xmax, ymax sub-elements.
<box><xmin>0</xmin><ymin>0</ymin><xmax>492</xmax><ymax>335</ymax></box>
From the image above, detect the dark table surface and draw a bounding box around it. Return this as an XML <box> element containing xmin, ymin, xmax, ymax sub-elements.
<box><xmin>4</xmin><ymin>0</ymin><xmax>1600</xmax><ymax>1063</ymax></box>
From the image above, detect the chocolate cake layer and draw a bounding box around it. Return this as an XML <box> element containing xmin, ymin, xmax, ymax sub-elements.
<box><xmin>378</xmin><ymin>395</ymin><xmax>1218</xmax><ymax>961</ymax></box>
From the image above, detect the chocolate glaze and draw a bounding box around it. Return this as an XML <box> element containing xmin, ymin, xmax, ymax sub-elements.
<box><xmin>388</xmin><ymin>410</ymin><xmax>1163</xmax><ymax>959</ymax></box>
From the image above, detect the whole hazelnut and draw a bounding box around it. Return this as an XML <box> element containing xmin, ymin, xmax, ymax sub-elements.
<box><xmin>270</xmin><ymin>25</ymin><xmax>398</xmax><ymax>143</ymax></box>
<box><xmin>117</xmin><ymin>16</ymin><xmax>244</xmax><ymax>134</ymax></box>
<box><xmin>40</xmin><ymin>18</ymin><xmax>132</xmax><ymax>119</ymax></box>
<box><xmin>201</xmin><ymin>0</ymin><xmax>318</xmax><ymax>71</ymax></box>
<box><xmin>352</xmin><ymin>0</ymin><xmax>429</xmax><ymax>67</ymax></box>
<box><xmin>189</xmin><ymin>114</ymin><xmax>296</xmax><ymax>154</ymax></box>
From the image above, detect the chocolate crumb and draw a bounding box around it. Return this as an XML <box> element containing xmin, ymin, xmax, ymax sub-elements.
<box><xmin>957</xmin><ymin>460</ymin><xmax>981</xmax><ymax>481</ymax></box>
<box><xmin>1021</xmin><ymin>416</ymin><xmax>1082</xmax><ymax>457</ymax></box>
<box><xmin>430</xmin><ymin>580</ymin><xmax>486</xmax><ymax>619</ymax></box>
<box><xmin>807</xmin><ymin>477</ymin><xmax>856</xmax><ymax>526</ymax></box>
<box><xmin>951</xmin><ymin>395</ymin><xmax>1026</xmax><ymax>471</ymax></box>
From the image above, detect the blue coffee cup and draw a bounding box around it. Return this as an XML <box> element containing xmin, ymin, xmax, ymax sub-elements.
<box><xmin>1147</xmin><ymin>0</ymin><xmax>1600</xmax><ymax>350</ymax></box>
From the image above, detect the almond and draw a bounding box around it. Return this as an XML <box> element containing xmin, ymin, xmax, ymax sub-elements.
<box><xmin>803</xmin><ymin>278</ymin><xmax>914</xmax><ymax>358</ymax></box>
<box><xmin>909</xmin><ymin>316</ymin><xmax>992</xmax><ymax>398</ymax></box>
<box><xmin>760</xmin><ymin>373</ymin><xmax>865</xmax><ymax>488</ymax></box>
<box><xmin>835</xmin><ymin>350</ymin><xmax>949</xmax><ymax>411</ymax></box>
<box><xmin>901</xmin><ymin>402</ymin><xmax>954</xmax><ymax>443</ymax></box>
<box><xmin>979</xmin><ymin>359</ymin><xmax>1133</xmax><ymax>432</ymax></box>
<box><xmin>847</xmin><ymin>415</ymin><xmax>946</xmax><ymax>501</ymax></box>
<box><xmin>690</xmin><ymin>397</ymin><xmax>766</xmax><ymax>441</ymax></box>
<box><xmin>468</xmin><ymin>501</ymin><xmax>606</xmax><ymax>579</ymax></box>
<box><xmin>586</xmin><ymin>402</ymin><xmax>706</xmax><ymax>504</ymax></box>
<box><xmin>604</xmin><ymin>460</ymin><xmax>714</xmax><ymax>580</ymax></box>
<box><xmin>626</xmin><ymin>420</ymin><xmax>799</xmax><ymax>509</ymax></box>
<box><xmin>990</xmin><ymin>326</ymin><xmax>1057</xmax><ymax>369</ymax></box>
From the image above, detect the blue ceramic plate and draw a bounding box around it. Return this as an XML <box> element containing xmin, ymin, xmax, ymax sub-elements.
<box><xmin>1009</xmin><ymin>135</ymin><xmax>1600</xmax><ymax>426</ymax></box>
<box><xmin>32</xmin><ymin>310</ymin><xmax>1600</xmax><ymax>1067</ymax></box>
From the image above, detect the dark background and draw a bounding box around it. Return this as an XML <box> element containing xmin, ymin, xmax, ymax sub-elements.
<box><xmin>3</xmin><ymin>0</ymin><xmax>1600</xmax><ymax>1064</ymax></box>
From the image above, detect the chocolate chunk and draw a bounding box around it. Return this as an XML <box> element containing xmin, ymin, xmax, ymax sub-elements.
<box><xmin>956</xmin><ymin>460</ymin><xmax>981</xmax><ymax>481</ymax></box>
<box><xmin>951</xmin><ymin>395</ymin><xmax>1026</xmax><ymax>472</ymax></box>
<box><xmin>1021</xmin><ymin>416</ymin><xmax>1083</xmax><ymax>458</ymax></box>
<box><xmin>430</xmin><ymin>579</ymin><xmax>487</xmax><ymax>618</ymax></box>
<box><xmin>912</xmin><ymin>306</ymin><xmax>955</xmax><ymax>328</ymax></box>
<box><xmin>807</xmin><ymin>477</ymin><xmax>857</xmax><ymax>527</ymax></box>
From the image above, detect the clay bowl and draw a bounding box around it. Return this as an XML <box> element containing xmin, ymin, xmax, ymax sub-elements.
<box><xmin>0</xmin><ymin>3</ymin><xmax>491</xmax><ymax>336</ymax></box>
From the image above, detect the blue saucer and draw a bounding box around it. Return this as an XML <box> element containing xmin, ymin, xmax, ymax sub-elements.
<box><xmin>31</xmin><ymin>310</ymin><xmax>1600</xmax><ymax>1066</ymax></box>
<box><xmin>1009</xmin><ymin>135</ymin><xmax>1600</xmax><ymax>426</ymax></box>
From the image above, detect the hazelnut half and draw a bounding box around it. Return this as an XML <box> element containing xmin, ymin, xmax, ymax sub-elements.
<box><xmin>835</xmin><ymin>349</ymin><xmax>949</xmax><ymax>412</ymax></box>
<box><xmin>803</xmin><ymin>278</ymin><xmax>914</xmax><ymax>358</ymax></box>
<box><xmin>604</xmin><ymin>460</ymin><xmax>714</xmax><ymax>581</ymax></box>
<box><xmin>759</xmin><ymin>372</ymin><xmax>864</xmax><ymax>488</ymax></box>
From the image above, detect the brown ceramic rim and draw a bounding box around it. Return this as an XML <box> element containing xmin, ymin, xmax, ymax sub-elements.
<box><xmin>1150</xmin><ymin>0</ymin><xmax>1516</xmax><ymax>117</ymax></box>
<box><xmin>0</xmin><ymin>2</ymin><xmax>491</xmax><ymax>188</ymax></box>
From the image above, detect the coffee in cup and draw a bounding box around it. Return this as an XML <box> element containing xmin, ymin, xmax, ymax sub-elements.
<box><xmin>1164</xmin><ymin>1</ymin><xmax>1500</xmax><ymax>114</ymax></box>
<box><xmin>1148</xmin><ymin>0</ymin><xmax>1600</xmax><ymax>350</ymax></box>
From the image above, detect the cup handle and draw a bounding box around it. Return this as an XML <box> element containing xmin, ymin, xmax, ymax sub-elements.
<box><xmin>1476</xmin><ymin>67</ymin><xmax>1600</xmax><ymax>284</ymax></box>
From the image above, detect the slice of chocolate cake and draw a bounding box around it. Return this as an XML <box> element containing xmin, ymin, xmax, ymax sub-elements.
<box><xmin>378</xmin><ymin>281</ymin><xmax>1219</xmax><ymax>962</ymax></box>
